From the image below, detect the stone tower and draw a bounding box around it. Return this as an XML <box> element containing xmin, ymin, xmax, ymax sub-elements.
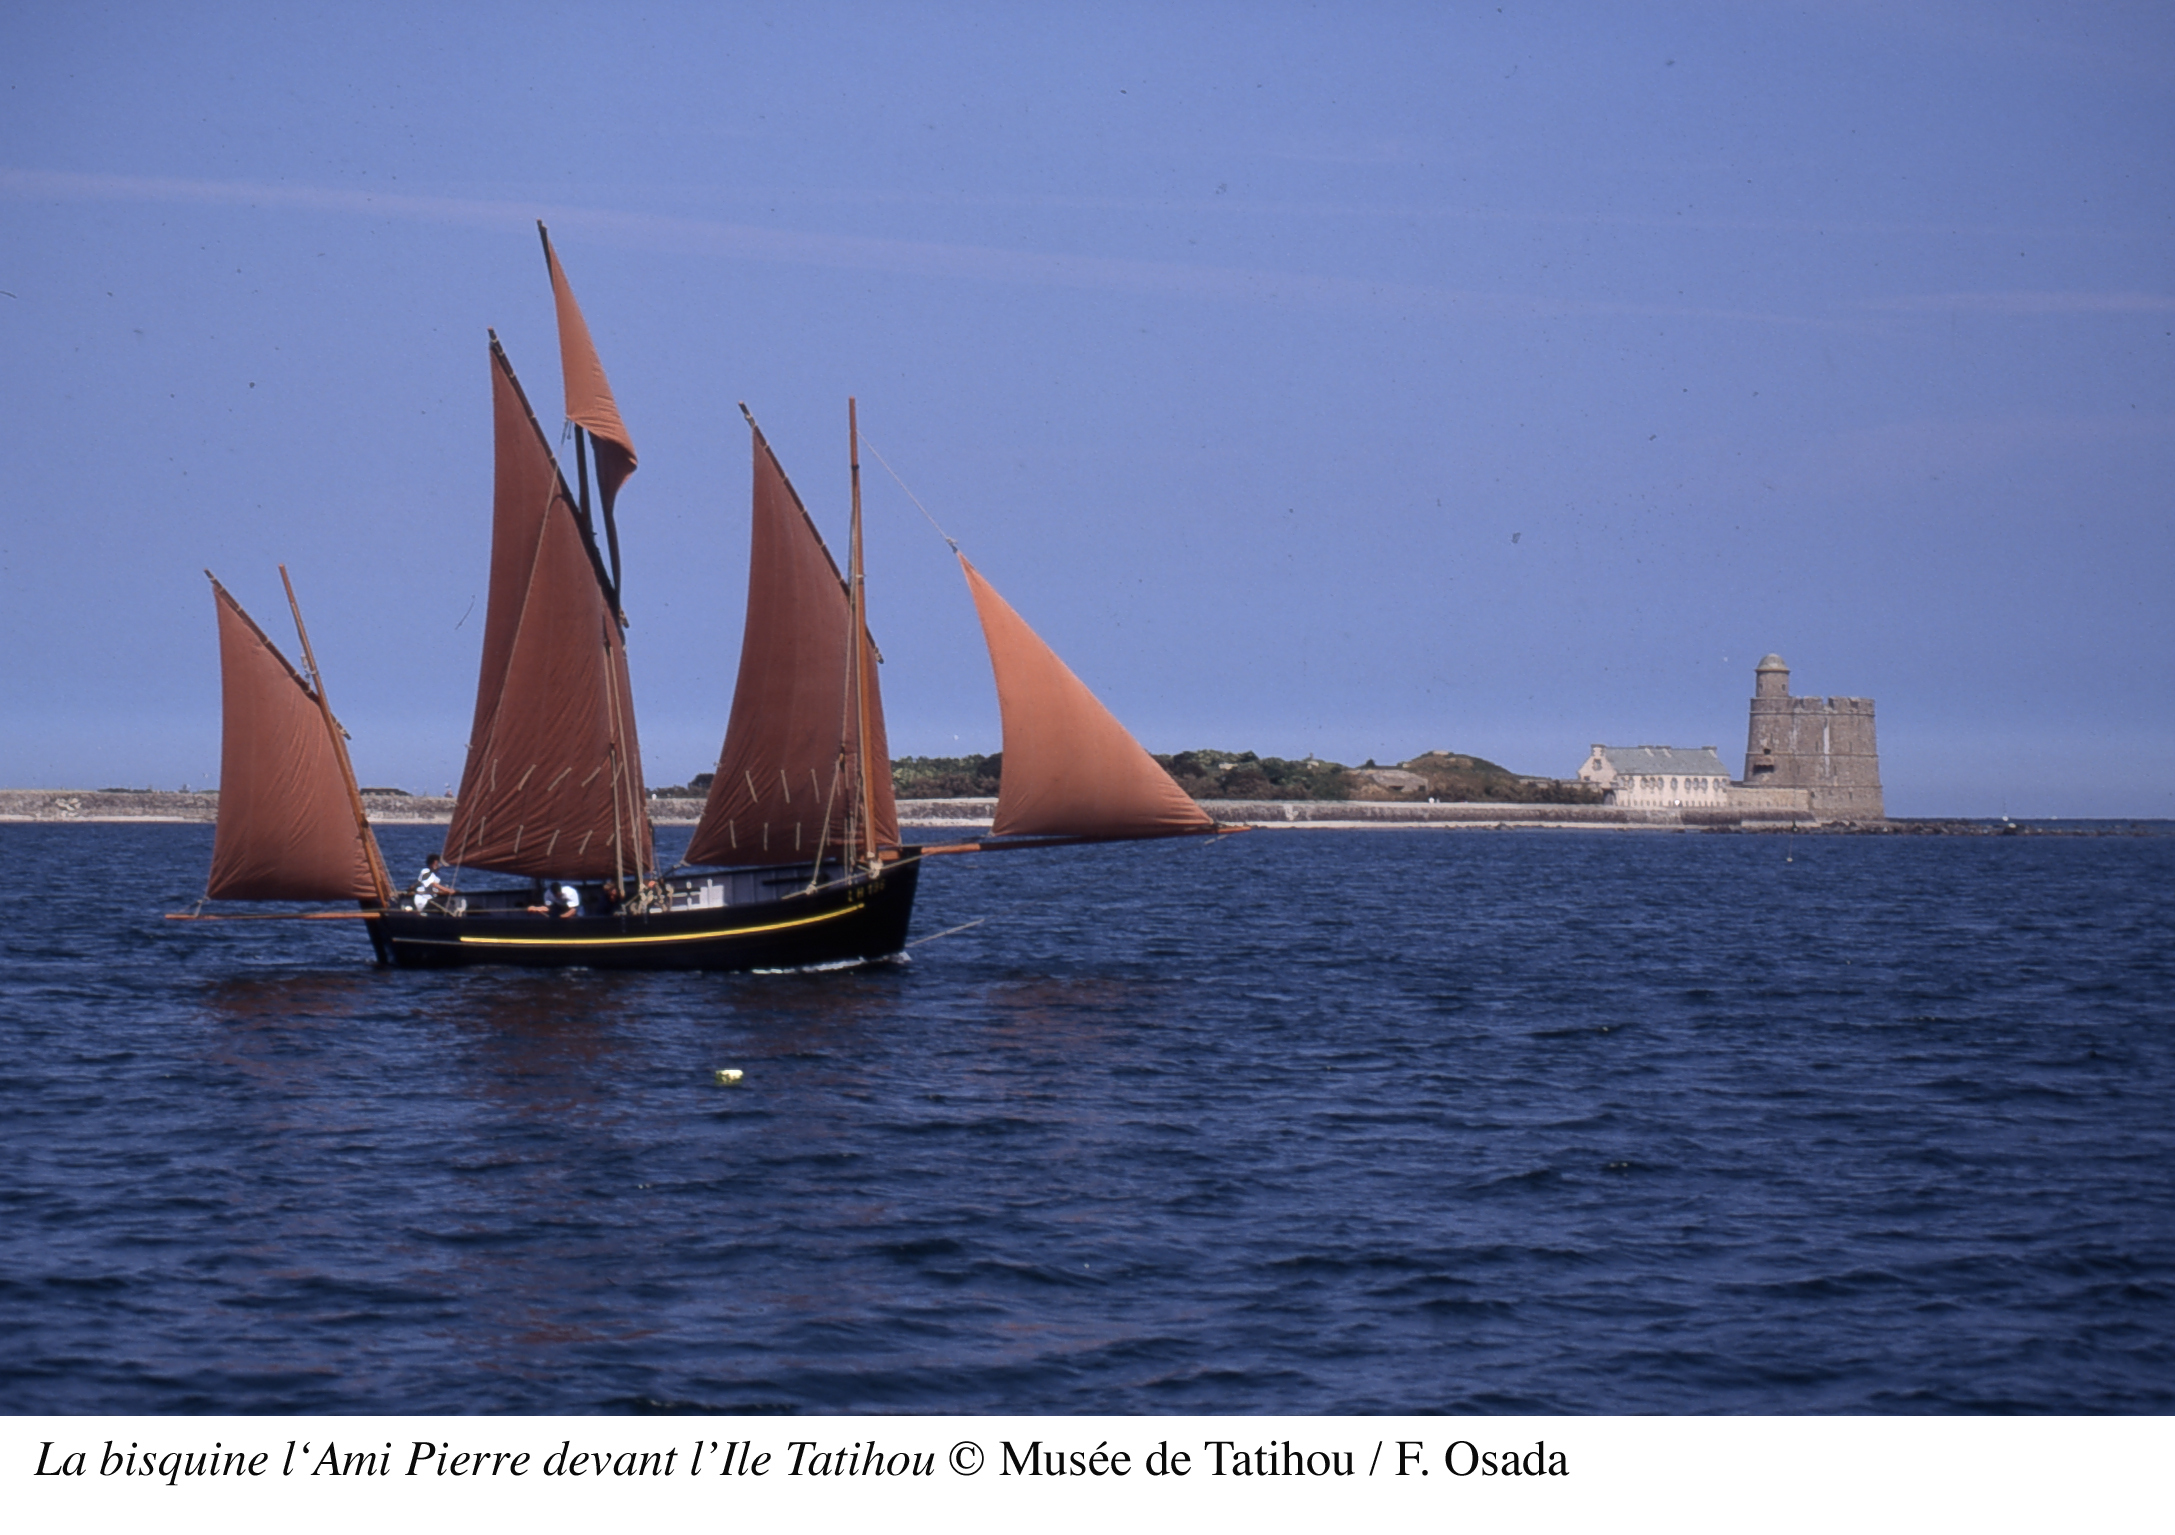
<box><xmin>1742</xmin><ymin>654</ymin><xmax>1884</xmax><ymax>820</ymax></box>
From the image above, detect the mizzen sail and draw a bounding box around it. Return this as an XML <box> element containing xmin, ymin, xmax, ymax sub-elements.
<box><xmin>686</xmin><ymin>413</ymin><xmax>897</xmax><ymax>868</ymax></box>
<box><xmin>959</xmin><ymin>555</ymin><xmax>1212</xmax><ymax>841</ymax></box>
<box><xmin>206</xmin><ymin>575</ymin><xmax>387</xmax><ymax>902</ymax></box>
<box><xmin>443</xmin><ymin>337</ymin><xmax>653</xmax><ymax>880</ymax></box>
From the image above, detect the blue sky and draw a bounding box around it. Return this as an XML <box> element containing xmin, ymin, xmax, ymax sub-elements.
<box><xmin>3</xmin><ymin>3</ymin><xmax>2169</xmax><ymax>815</ymax></box>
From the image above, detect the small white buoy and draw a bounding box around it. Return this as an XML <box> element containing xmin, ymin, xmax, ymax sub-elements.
<box><xmin>714</xmin><ymin>1068</ymin><xmax>744</xmax><ymax>1086</ymax></box>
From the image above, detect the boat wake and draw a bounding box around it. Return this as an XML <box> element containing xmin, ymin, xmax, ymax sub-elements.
<box><xmin>751</xmin><ymin>951</ymin><xmax>911</xmax><ymax>976</ymax></box>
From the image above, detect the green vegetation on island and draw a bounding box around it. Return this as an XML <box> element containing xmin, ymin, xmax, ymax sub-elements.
<box><xmin>889</xmin><ymin>754</ymin><xmax>1005</xmax><ymax>799</ymax></box>
<box><xmin>1153</xmin><ymin>749</ymin><xmax>1600</xmax><ymax>804</ymax></box>
<box><xmin>1389</xmin><ymin>752</ymin><xmax>1603</xmax><ymax>805</ymax></box>
<box><xmin>1153</xmin><ymin>750</ymin><xmax>1353</xmax><ymax>801</ymax></box>
<box><xmin>652</xmin><ymin>750</ymin><xmax>1599</xmax><ymax>805</ymax></box>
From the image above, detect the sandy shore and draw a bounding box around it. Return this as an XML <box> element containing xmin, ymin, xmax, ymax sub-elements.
<box><xmin>0</xmin><ymin>789</ymin><xmax>688</xmax><ymax>825</ymax></box>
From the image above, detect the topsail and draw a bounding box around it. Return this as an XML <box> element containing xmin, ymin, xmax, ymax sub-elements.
<box><xmin>540</xmin><ymin>223</ymin><xmax>638</xmax><ymax>527</ymax></box>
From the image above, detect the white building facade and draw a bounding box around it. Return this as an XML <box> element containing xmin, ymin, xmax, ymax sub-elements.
<box><xmin>1577</xmin><ymin>745</ymin><xmax>1733</xmax><ymax>808</ymax></box>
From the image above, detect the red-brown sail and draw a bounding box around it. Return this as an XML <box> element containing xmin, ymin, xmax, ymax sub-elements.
<box><xmin>959</xmin><ymin>555</ymin><xmax>1212</xmax><ymax>841</ymax></box>
<box><xmin>540</xmin><ymin>224</ymin><xmax>636</xmax><ymax>521</ymax></box>
<box><xmin>443</xmin><ymin>338</ymin><xmax>653</xmax><ymax>879</ymax></box>
<box><xmin>206</xmin><ymin>576</ymin><xmax>386</xmax><ymax>901</ymax></box>
<box><xmin>686</xmin><ymin>416</ymin><xmax>897</xmax><ymax>867</ymax></box>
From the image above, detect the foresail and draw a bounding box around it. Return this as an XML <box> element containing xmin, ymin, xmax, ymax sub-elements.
<box><xmin>686</xmin><ymin>419</ymin><xmax>897</xmax><ymax>868</ymax></box>
<box><xmin>959</xmin><ymin>556</ymin><xmax>1212</xmax><ymax>841</ymax></box>
<box><xmin>206</xmin><ymin>578</ymin><xmax>384</xmax><ymax>902</ymax></box>
<box><xmin>540</xmin><ymin>224</ymin><xmax>637</xmax><ymax>520</ymax></box>
<box><xmin>444</xmin><ymin>340</ymin><xmax>653</xmax><ymax>880</ymax></box>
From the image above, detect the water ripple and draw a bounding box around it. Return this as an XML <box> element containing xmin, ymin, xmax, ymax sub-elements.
<box><xmin>0</xmin><ymin>821</ymin><xmax>2170</xmax><ymax>1412</ymax></box>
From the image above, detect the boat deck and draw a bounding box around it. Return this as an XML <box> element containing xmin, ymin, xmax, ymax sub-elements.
<box><xmin>438</xmin><ymin>861</ymin><xmax>854</xmax><ymax>919</ymax></box>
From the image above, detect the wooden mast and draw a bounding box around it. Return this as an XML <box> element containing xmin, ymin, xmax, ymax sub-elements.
<box><xmin>848</xmin><ymin>397</ymin><xmax>876</xmax><ymax>871</ymax></box>
<box><xmin>278</xmin><ymin>564</ymin><xmax>394</xmax><ymax>908</ymax></box>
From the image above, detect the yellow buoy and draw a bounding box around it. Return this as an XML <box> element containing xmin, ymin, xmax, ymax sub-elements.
<box><xmin>714</xmin><ymin>1068</ymin><xmax>744</xmax><ymax>1086</ymax></box>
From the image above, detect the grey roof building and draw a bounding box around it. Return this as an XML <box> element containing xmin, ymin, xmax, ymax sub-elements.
<box><xmin>1577</xmin><ymin>745</ymin><xmax>1732</xmax><ymax>807</ymax></box>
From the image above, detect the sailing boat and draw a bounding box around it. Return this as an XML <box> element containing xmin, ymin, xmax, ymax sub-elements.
<box><xmin>181</xmin><ymin>228</ymin><xmax>1219</xmax><ymax>969</ymax></box>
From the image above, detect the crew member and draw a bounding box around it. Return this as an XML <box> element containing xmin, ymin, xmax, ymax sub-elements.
<box><xmin>526</xmin><ymin>881</ymin><xmax>583</xmax><ymax>918</ymax></box>
<box><xmin>413</xmin><ymin>854</ymin><xmax>455</xmax><ymax>911</ymax></box>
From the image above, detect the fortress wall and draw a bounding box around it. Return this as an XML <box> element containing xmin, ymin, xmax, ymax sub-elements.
<box><xmin>1723</xmin><ymin>784</ymin><xmax>1814</xmax><ymax>814</ymax></box>
<box><xmin>1745</xmin><ymin>690</ymin><xmax>1884</xmax><ymax>820</ymax></box>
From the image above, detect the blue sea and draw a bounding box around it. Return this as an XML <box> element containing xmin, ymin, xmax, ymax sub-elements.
<box><xmin>2</xmin><ymin>822</ymin><xmax>2170</xmax><ymax>1414</ymax></box>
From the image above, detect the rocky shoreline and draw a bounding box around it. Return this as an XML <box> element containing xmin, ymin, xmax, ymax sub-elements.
<box><xmin>0</xmin><ymin>788</ymin><xmax>2148</xmax><ymax>834</ymax></box>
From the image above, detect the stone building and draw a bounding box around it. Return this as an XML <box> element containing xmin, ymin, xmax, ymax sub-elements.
<box><xmin>1578</xmin><ymin>745</ymin><xmax>1733</xmax><ymax>808</ymax></box>
<box><xmin>1741</xmin><ymin>654</ymin><xmax>1883</xmax><ymax>820</ymax></box>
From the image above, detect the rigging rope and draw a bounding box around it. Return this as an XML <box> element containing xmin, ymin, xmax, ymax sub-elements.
<box><xmin>855</xmin><ymin>429</ymin><xmax>960</xmax><ymax>553</ymax></box>
<box><xmin>806</xmin><ymin>759</ymin><xmax>844</xmax><ymax>894</ymax></box>
<box><xmin>906</xmin><ymin>917</ymin><xmax>985</xmax><ymax>949</ymax></box>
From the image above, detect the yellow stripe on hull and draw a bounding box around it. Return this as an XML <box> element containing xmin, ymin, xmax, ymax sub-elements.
<box><xmin>454</xmin><ymin>903</ymin><xmax>859</xmax><ymax>949</ymax></box>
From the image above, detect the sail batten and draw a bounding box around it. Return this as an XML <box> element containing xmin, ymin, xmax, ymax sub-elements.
<box><xmin>206</xmin><ymin>576</ymin><xmax>386</xmax><ymax>902</ymax></box>
<box><xmin>687</xmin><ymin>416</ymin><xmax>896</xmax><ymax>868</ymax></box>
<box><xmin>444</xmin><ymin>340</ymin><xmax>652</xmax><ymax>879</ymax></box>
<box><xmin>960</xmin><ymin>556</ymin><xmax>1212</xmax><ymax>842</ymax></box>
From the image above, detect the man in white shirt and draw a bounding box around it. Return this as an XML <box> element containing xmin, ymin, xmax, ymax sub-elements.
<box><xmin>413</xmin><ymin>854</ymin><xmax>455</xmax><ymax>911</ymax></box>
<box><xmin>529</xmin><ymin>881</ymin><xmax>581</xmax><ymax>918</ymax></box>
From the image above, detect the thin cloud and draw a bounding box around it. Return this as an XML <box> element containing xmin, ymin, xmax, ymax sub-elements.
<box><xmin>569</xmin><ymin>177</ymin><xmax>2150</xmax><ymax>245</ymax></box>
<box><xmin>1859</xmin><ymin>289</ymin><xmax>2175</xmax><ymax>315</ymax></box>
<box><xmin>1773</xmin><ymin>408</ymin><xmax>2175</xmax><ymax>501</ymax></box>
<box><xmin>1</xmin><ymin>166</ymin><xmax>1827</xmax><ymax>327</ymax></box>
<box><xmin>1842</xmin><ymin>409</ymin><xmax>2175</xmax><ymax>456</ymax></box>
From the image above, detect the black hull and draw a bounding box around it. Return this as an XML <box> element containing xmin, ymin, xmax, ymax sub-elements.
<box><xmin>373</xmin><ymin>858</ymin><xmax>920</xmax><ymax>971</ymax></box>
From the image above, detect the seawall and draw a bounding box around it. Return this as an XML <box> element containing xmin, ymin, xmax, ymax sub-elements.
<box><xmin>0</xmin><ymin>789</ymin><xmax>2077</xmax><ymax>834</ymax></box>
<box><xmin>894</xmin><ymin>798</ymin><xmax>1874</xmax><ymax>831</ymax></box>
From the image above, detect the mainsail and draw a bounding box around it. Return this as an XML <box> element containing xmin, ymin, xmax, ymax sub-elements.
<box><xmin>206</xmin><ymin>575</ymin><xmax>388</xmax><ymax>901</ymax></box>
<box><xmin>443</xmin><ymin>338</ymin><xmax>653</xmax><ymax>879</ymax></box>
<box><xmin>959</xmin><ymin>555</ymin><xmax>1213</xmax><ymax>841</ymax></box>
<box><xmin>686</xmin><ymin>414</ymin><xmax>898</xmax><ymax>868</ymax></box>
